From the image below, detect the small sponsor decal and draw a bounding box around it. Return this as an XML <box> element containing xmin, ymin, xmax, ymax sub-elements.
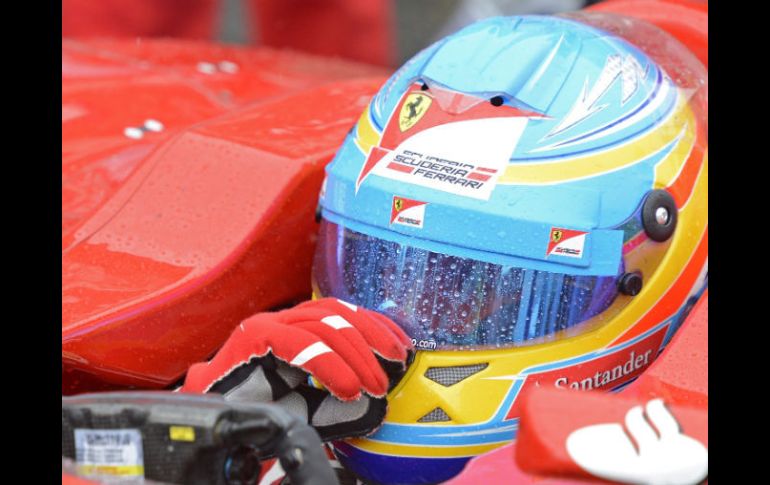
<box><xmin>547</xmin><ymin>227</ymin><xmax>588</xmax><ymax>258</ymax></box>
<box><xmin>169</xmin><ymin>426</ymin><xmax>196</xmax><ymax>442</ymax></box>
<box><xmin>390</xmin><ymin>196</ymin><xmax>427</xmax><ymax>228</ymax></box>
<box><xmin>399</xmin><ymin>93</ymin><xmax>432</xmax><ymax>132</ymax></box>
<box><xmin>75</xmin><ymin>428</ymin><xmax>144</xmax><ymax>477</ymax></box>
<box><xmin>503</xmin><ymin>323</ymin><xmax>669</xmax><ymax>420</ymax></box>
<box><xmin>411</xmin><ymin>338</ymin><xmax>437</xmax><ymax>350</ymax></box>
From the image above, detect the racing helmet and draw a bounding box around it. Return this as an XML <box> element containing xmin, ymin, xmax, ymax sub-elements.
<box><xmin>312</xmin><ymin>12</ymin><xmax>708</xmax><ymax>485</ymax></box>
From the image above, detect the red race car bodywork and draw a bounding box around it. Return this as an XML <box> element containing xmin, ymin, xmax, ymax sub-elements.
<box><xmin>62</xmin><ymin>39</ymin><xmax>387</xmax><ymax>393</ymax></box>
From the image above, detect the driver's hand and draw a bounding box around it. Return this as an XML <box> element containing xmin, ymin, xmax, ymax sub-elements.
<box><xmin>180</xmin><ymin>298</ymin><xmax>413</xmax><ymax>441</ymax></box>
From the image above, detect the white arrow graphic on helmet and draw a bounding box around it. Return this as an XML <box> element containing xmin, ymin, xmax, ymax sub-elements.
<box><xmin>548</xmin><ymin>54</ymin><xmax>646</xmax><ymax>138</ymax></box>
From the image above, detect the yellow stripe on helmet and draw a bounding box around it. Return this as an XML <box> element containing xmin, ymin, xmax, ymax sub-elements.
<box><xmin>345</xmin><ymin>437</ymin><xmax>505</xmax><ymax>458</ymax></box>
<box><xmin>353</xmin><ymin>103</ymin><xmax>382</xmax><ymax>156</ymax></box>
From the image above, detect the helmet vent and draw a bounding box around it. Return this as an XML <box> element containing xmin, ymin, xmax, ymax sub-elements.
<box><xmin>425</xmin><ymin>363</ymin><xmax>488</xmax><ymax>387</ymax></box>
<box><xmin>418</xmin><ymin>407</ymin><xmax>451</xmax><ymax>423</ymax></box>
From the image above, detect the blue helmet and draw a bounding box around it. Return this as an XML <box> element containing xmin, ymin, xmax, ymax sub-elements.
<box><xmin>313</xmin><ymin>13</ymin><xmax>708</xmax><ymax>484</ymax></box>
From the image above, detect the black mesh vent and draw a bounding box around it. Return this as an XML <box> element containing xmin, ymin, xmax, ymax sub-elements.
<box><xmin>424</xmin><ymin>363</ymin><xmax>488</xmax><ymax>387</ymax></box>
<box><xmin>417</xmin><ymin>407</ymin><xmax>451</xmax><ymax>423</ymax></box>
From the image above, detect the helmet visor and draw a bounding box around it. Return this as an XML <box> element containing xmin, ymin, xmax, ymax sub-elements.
<box><xmin>312</xmin><ymin>219</ymin><xmax>623</xmax><ymax>350</ymax></box>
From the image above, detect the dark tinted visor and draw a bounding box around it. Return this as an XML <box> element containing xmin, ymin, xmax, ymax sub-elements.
<box><xmin>312</xmin><ymin>219</ymin><xmax>623</xmax><ymax>350</ymax></box>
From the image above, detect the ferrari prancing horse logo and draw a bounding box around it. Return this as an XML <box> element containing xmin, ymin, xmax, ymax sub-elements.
<box><xmin>399</xmin><ymin>93</ymin><xmax>431</xmax><ymax>132</ymax></box>
<box><xmin>390</xmin><ymin>195</ymin><xmax>427</xmax><ymax>228</ymax></box>
<box><xmin>547</xmin><ymin>227</ymin><xmax>588</xmax><ymax>259</ymax></box>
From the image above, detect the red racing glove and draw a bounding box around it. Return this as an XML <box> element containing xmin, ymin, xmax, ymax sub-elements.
<box><xmin>181</xmin><ymin>298</ymin><xmax>413</xmax><ymax>441</ymax></box>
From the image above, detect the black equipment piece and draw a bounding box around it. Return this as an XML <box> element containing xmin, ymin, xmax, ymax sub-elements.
<box><xmin>62</xmin><ymin>392</ymin><xmax>339</xmax><ymax>485</ymax></box>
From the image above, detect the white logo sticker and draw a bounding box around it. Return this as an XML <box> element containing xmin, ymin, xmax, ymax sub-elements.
<box><xmin>75</xmin><ymin>428</ymin><xmax>144</xmax><ymax>479</ymax></box>
<box><xmin>547</xmin><ymin>228</ymin><xmax>588</xmax><ymax>259</ymax></box>
<box><xmin>371</xmin><ymin>117</ymin><xmax>527</xmax><ymax>200</ymax></box>
<box><xmin>566</xmin><ymin>399</ymin><xmax>708</xmax><ymax>485</ymax></box>
<box><xmin>391</xmin><ymin>196</ymin><xmax>427</xmax><ymax>228</ymax></box>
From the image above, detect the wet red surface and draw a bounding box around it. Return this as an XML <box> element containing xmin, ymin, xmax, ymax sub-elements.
<box><xmin>62</xmin><ymin>39</ymin><xmax>387</xmax><ymax>392</ymax></box>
